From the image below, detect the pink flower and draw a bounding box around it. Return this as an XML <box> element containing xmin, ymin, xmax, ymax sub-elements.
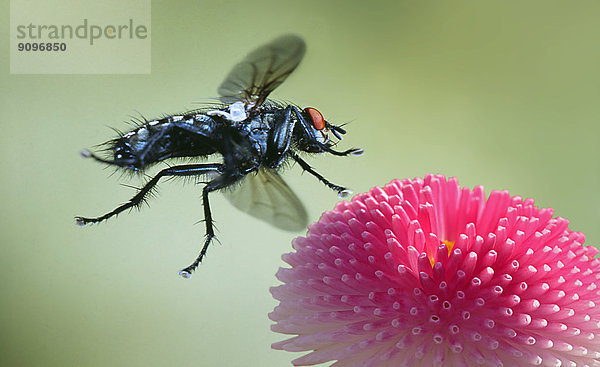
<box><xmin>270</xmin><ymin>174</ymin><xmax>600</xmax><ymax>367</ymax></box>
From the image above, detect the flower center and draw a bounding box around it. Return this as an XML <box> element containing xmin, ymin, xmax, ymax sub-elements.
<box><xmin>443</xmin><ymin>240</ymin><xmax>455</xmax><ymax>253</ymax></box>
<box><xmin>428</xmin><ymin>240</ymin><xmax>455</xmax><ymax>266</ymax></box>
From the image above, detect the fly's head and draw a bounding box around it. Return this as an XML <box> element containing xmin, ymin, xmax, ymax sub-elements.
<box><xmin>297</xmin><ymin>107</ymin><xmax>337</xmax><ymax>151</ymax></box>
<box><xmin>297</xmin><ymin>107</ymin><xmax>359</xmax><ymax>155</ymax></box>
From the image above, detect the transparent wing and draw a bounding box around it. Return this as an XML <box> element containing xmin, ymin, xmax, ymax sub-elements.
<box><xmin>223</xmin><ymin>168</ymin><xmax>308</xmax><ymax>232</ymax></box>
<box><xmin>218</xmin><ymin>34</ymin><xmax>306</xmax><ymax>108</ymax></box>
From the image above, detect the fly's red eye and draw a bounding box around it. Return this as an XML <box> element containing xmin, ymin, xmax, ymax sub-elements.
<box><xmin>304</xmin><ymin>107</ymin><xmax>325</xmax><ymax>130</ymax></box>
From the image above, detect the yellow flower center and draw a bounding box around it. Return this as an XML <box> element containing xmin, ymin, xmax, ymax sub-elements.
<box><xmin>430</xmin><ymin>240</ymin><xmax>455</xmax><ymax>266</ymax></box>
<box><xmin>444</xmin><ymin>240</ymin><xmax>455</xmax><ymax>253</ymax></box>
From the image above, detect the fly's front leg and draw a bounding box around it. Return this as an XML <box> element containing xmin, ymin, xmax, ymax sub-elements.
<box><xmin>290</xmin><ymin>152</ymin><xmax>352</xmax><ymax>199</ymax></box>
<box><xmin>265</xmin><ymin>106</ymin><xmax>296</xmax><ymax>167</ymax></box>
<box><xmin>178</xmin><ymin>172</ymin><xmax>242</xmax><ymax>278</ymax></box>
<box><xmin>75</xmin><ymin>163</ymin><xmax>223</xmax><ymax>226</ymax></box>
<box><xmin>322</xmin><ymin>145</ymin><xmax>364</xmax><ymax>157</ymax></box>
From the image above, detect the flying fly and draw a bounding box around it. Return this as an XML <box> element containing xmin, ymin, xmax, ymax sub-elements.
<box><xmin>76</xmin><ymin>35</ymin><xmax>363</xmax><ymax>278</ymax></box>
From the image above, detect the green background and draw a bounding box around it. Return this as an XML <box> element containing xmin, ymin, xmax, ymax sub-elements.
<box><xmin>2</xmin><ymin>1</ymin><xmax>599</xmax><ymax>366</ymax></box>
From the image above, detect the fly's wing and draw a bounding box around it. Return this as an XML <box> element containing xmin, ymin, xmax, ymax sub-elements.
<box><xmin>218</xmin><ymin>34</ymin><xmax>306</xmax><ymax>109</ymax></box>
<box><xmin>223</xmin><ymin>168</ymin><xmax>308</xmax><ymax>232</ymax></box>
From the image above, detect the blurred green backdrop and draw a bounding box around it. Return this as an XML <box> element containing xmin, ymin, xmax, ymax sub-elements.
<box><xmin>2</xmin><ymin>0</ymin><xmax>599</xmax><ymax>366</ymax></box>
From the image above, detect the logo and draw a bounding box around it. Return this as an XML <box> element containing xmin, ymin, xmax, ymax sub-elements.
<box><xmin>10</xmin><ymin>0</ymin><xmax>151</xmax><ymax>74</ymax></box>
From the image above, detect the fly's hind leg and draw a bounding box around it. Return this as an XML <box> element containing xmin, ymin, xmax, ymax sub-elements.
<box><xmin>178</xmin><ymin>172</ymin><xmax>242</xmax><ymax>278</ymax></box>
<box><xmin>75</xmin><ymin>163</ymin><xmax>223</xmax><ymax>225</ymax></box>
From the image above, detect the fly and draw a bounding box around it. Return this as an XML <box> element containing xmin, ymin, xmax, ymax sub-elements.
<box><xmin>75</xmin><ymin>35</ymin><xmax>363</xmax><ymax>278</ymax></box>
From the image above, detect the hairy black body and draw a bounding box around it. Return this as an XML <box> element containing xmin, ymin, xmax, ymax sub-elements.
<box><xmin>76</xmin><ymin>35</ymin><xmax>362</xmax><ymax>278</ymax></box>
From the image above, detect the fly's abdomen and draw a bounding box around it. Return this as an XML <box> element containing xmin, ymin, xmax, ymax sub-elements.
<box><xmin>112</xmin><ymin>114</ymin><xmax>220</xmax><ymax>169</ymax></box>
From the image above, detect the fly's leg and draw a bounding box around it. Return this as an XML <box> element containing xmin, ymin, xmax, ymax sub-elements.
<box><xmin>177</xmin><ymin>185</ymin><xmax>215</xmax><ymax>278</ymax></box>
<box><xmin>178</xmin><ymin>172</ymin><xmax>241</xmax><ymax>278</ymax></box>
<box><xmin>290</xmin><ymin>152</ymin><xmax>352</xmax><ymax>198</ymax></box>
<box><xmin>271</xmin><ymin>107</ymin><xmax>357</xmax><ymax>198</ymax></box>
<box><xmin>322</xmin><ymin>146</ymin><xmax>364</xmax><ymax>157</ymax></box>
<box><xmin>75</xmin><ymin>163</ymin><xmax>223</xmax><ymax>226</ymax></box>
<box><xmin>265</xmin><ymin>106</ymin><xmax>296</xmax><ymax>167</ymax></box>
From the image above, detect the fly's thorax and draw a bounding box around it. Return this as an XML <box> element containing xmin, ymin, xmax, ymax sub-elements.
<box><xmin>230</xmin><ymin>114</ymin><xmax>272</xmax><ymax>159</ymax></box>
<box><xmin>254</xmin><ymin>110</ymin><xmax>279</xmax><ymax>131</ymax></box>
